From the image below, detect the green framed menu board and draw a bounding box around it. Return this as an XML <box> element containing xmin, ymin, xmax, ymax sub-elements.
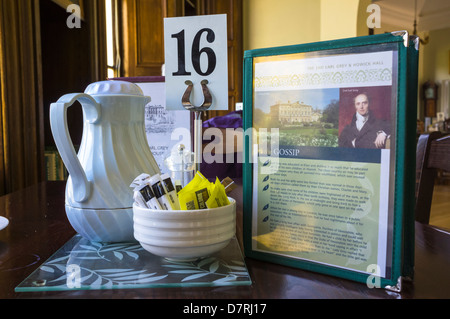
<box><xmin>242</xmin><ymin>32</ymin><xmax>419</xmax><ymax>291</ymax></box>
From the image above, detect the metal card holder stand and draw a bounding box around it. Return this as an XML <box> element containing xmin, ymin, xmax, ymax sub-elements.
<box><xmin>181</xmin><ymin>79</ymin><xmax>212</xmax><ymax>173</ymax></box>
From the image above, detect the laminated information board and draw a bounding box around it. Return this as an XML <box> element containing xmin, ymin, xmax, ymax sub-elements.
<box><xmin>242</xmin><ymin>32</ymin><xmax>419</xmax><ymax>291</ymax></box>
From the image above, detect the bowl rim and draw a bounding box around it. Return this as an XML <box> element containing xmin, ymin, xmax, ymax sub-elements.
<box><xmin>132</xmin><ymin>197</ymin><xmax>236</xmax><ymax>214</ymax></box>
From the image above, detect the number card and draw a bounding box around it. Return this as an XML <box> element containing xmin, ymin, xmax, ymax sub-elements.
<box><xmin>164</xmin><ymin>14</ymin><xmax>228</xmax><ymax>111</ymax></box>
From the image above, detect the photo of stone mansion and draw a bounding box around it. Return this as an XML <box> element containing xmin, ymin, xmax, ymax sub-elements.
<box><xmin>269</xmin><ymin>101</ymin><xmax>322</xmax><ymax>125</ymax></box>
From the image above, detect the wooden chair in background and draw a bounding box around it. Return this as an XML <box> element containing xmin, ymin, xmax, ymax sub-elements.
<box><xmin>415</xmin><ymin>132</ymin><xmax>450</xmax><ymax>224</ymax></box>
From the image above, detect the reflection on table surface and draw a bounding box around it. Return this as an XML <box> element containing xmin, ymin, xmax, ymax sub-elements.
<box><xmin>1</xmin><ymin>181</ymin><xmax>450</xmax><ymax>299</ymax></box>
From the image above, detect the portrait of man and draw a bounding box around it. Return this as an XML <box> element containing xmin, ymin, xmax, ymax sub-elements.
<box><xmin>338</xmin><ymin>92</ymin><xmax>391</xmax><ymax>149</ymax></box>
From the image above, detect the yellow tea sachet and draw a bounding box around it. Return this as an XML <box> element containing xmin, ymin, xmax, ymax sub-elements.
<box><xmin>206</xmin><ymin>177</ymin><xmax>230</xmax><ymax>208</ymax></box>
<box><xmin>178</xmin><ymin>172</ymin><xmax>211</xmax><ymax>210</ymax></box>
<box><xmin>177</xmin><ymin>172</ymin><xmax>230</xmax><ymax>210</ymax></box>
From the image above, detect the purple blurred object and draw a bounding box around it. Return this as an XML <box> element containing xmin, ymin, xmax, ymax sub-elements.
<box><xmin>201</xmin><ymin>111</ymin><xmax>243</xmax><ymax>179</ymax></box>
<box><xmin>202</xmin><ymin>110</ymin><xmax>242</xmax><ymax>128</ymax></box>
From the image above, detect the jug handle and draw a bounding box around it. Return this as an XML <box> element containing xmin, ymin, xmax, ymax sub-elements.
<box><xmin>50</xmin><ymin>93</ymin><xmax>101</xmax><ymax>203</ymax></box>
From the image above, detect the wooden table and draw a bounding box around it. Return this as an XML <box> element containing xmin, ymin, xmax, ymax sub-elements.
<box><xmin>1</xmin><ymin>181</ymin><xmax>450</xmax><ymax>300</ymax></box>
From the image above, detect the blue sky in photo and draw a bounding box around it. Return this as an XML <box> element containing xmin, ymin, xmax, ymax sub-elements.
<box><xmin>254</xmin><ymin>88</ymin><xmax>340</xmax><ymax>113</ymax></box>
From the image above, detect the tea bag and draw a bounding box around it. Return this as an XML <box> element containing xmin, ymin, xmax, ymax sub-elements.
<box><xmin>221</xmin><ymin>176</ymin><xmax>237</xmax><ymax>194</ymax></box>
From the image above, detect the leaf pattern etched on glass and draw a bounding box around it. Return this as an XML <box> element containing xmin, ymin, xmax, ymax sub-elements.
<box><xmin>15</xmin><ymin>234</ymin><xmax>251</xmax><ymax>292</ymax></box>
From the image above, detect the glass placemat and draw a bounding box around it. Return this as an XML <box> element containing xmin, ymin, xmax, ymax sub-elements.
<box><xmin>15</xmin><ymin>234</ymin><xmax>251</xmax><ymax>292</ymax></box>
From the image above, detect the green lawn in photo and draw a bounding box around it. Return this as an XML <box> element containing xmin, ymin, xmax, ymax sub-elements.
<box><xmin>278</xmin><ymin>123</ymin><xmax>338</xmax><ymax>147</ymax></box>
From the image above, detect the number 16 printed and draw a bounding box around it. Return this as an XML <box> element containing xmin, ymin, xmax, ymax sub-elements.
<box><xmin>164</xmin><ymin>14</ymin><xmax>228</xmax><ymax>111</ymax></box>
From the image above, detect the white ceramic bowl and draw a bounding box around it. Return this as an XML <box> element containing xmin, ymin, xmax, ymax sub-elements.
<box><xmin>133</xmin><ymin>198</ymin><xmax>236</xmax><ymax>261</ymax></box>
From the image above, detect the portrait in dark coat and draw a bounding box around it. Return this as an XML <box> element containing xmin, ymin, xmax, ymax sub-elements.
<box><xmin>338</xmin><ymin>93</ymin><xmax>391</xmax><ymax>149</ymax></box>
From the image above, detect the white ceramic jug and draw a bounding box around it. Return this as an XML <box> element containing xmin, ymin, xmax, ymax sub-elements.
<box><xmin>50</xmin><ymin>80</ymin><xmax>160</xmax><ymax>242</ymax></box>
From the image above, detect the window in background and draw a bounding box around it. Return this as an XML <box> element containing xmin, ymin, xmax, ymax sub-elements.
<box><xmin>105</xmin><ymin>0</ymin><xmax>119</xmax><ymax>78</ymax></box>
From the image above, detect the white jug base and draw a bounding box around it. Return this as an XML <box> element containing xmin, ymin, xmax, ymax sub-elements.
<box><xmin>65</xmin><ymin>205</ymin><xmax>136</xmax><ymax>243</ymax></box>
